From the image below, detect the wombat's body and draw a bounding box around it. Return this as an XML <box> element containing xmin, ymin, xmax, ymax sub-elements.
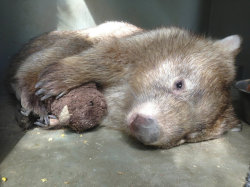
<box><xmin>10</xmin><ymin>21</ymin><xmax>241</xmax><ymax>148</ymax></box>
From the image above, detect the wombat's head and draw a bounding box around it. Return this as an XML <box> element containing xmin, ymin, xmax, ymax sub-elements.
<box><xmin>126</xmin><ymin>28</ymin><xmax>241</xmax><ymax>148</ymax></box>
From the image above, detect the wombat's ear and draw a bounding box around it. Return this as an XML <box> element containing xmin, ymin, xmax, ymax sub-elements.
<box><xmin>214</xmin><ymin>35</ymin><xmax>242</xmax><ymax>55</ymax></box>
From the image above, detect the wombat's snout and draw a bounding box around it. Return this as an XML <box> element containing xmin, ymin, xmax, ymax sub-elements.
<box><xmin>129</xmin><ymin>114</ymin><xmax>160</xmax><ymax>144</ymax></box>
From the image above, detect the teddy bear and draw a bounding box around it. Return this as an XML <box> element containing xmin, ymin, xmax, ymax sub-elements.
<box><xmin>46</xmin><ymin>83</ymin><xmax>107</xmax><ymax>132</ymax></box>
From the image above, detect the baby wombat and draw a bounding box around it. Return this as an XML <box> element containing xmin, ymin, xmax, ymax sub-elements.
<box><xmin>10</xmin><ymin>21</ymin><xmax>241</xmax><ymax>148</ymax></box>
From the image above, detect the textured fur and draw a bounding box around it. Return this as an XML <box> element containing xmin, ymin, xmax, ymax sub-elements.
<box><xmin>10</xmin><ymin>22</ymin><xmax>241</xmax><ymax>148</ymax></box>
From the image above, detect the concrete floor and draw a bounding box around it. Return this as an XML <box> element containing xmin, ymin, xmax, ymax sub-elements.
<box><xmin>0</xmin><ymin>88</ymin><xmax>250</xmax><ymax>187</ymax></box>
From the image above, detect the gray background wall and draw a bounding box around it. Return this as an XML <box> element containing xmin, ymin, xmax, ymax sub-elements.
<box><xmin>0</xmin><ymin>0</ymin><xmax>249</xmax><ymax>82</ymax></box>
<box><xmin>208</xmin><ymin>0</ymin><xmax>250</xmax><ymax>80</ymax></box>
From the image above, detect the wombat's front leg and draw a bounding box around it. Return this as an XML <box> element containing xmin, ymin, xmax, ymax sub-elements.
<box><xmin>35</xmin><ymin>49</ymin><xmax>127</xmax><ymax>100</ymax></box>
<box><xmin>17</xmin><ymin>80</ymin><xmax>52</xmax><ymax>126</ymax></box>
<box><xmin>35</xmin><ymin>58</ymin><xmax>84</xmax><ymax>100</ymax></box>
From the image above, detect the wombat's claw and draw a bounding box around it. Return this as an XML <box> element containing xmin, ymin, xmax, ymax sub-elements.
<box><xmin>20</xmin><ymin>108</ymin><xmax>31</xmax><ymax>117</ymax></box>
<box><xmin>41</xmin><ymin>94</ymin><xmax>53</xmax><ymax>101</ymax></box>
<box><xmin>35</xmin><ymin>88</ymin><xmax>53</xmax><ymax>101</ymax></box>
<box><xmin>48</xmin><ymin>115</ymin><xmax>57</xmax><ymax>119</ymax></box>
<box><xmin>44</xmin><ymin>115</ymin><xmax>50</xmax><ymax>125</ymax></box>
<box><xmin>56</xmin><ymin>91</ymin><xmax>67</xmax><ymax>100</ymax></box>
<box><xmin>33</xmin><ymin>115</ymin><xmax>58</xmax><ymax>127</ymax></box>
<box><xmin>35</xmin><ymin>81</ymin><xmax>54</xmax><ymax>101</ymax></box>
<box><xmin>35</xmin><ymin>81</ymin><xmax>44</xmax><ymax>89</ymax></box>
<box><xmin>34</xmin><ymin>121</ymin><xmax>46</xmax><ymax>127</ymax></box>
<box><xmin>34</xmin><ymin>115</ymin><xmax>50</xmax><ymax>127</ymax></box>
<box><xmin>35</xmin><ymin>88</ymin><xmax>45</xmax><ymax>96</ymax></box>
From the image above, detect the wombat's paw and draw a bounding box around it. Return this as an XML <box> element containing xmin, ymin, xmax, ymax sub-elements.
<box><xmin>35</xmin><ymin>79</ymin><xmax>69</xmax><ymax>101</ymax></box>
<box><xmin>34</xmin><ymin>115</ymin><xmax>57</xmax><ymax>127</ymax></box>
<box><xmin>35</xmin><ymin>63</ymin><xmax>70</xmax><ymax>101</ymax></box>
<box><xmin>35</xmin><ymin>81</ymin><xmax>65</xmax><ymax>101</ymax></box>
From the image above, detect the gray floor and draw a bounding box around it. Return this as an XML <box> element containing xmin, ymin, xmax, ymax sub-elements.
<box><xmin>0</xmin><ymin>88</ymin><xmax>250</xmax><ymax>187</ymax></box>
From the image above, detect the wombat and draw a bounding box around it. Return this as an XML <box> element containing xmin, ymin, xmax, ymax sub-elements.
<box><xmin>9</xmin><ymin>21</ymin><xmax>241</xmax><ymax>148</ymax></box>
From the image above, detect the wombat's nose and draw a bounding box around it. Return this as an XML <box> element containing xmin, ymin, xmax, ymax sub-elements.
<box><xmin>129</xmin><ymin>114</ymin><xmax>160</xmax><ymax>144</ymax></box>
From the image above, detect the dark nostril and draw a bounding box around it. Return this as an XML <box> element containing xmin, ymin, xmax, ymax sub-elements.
<box><xmin>129</xmin><ymin>114</ymin><xmax>160</xmax><ymax>144</ymax></box>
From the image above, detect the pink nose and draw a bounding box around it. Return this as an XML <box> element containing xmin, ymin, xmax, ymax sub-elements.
<box><xmin>129</xmin><ymin>114</ymin><xmax>160</xmax><ymax>144</ymax></box>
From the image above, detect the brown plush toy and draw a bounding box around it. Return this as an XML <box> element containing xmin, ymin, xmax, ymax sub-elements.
<box><xmin>47</xmin><ymin>83</ymin><xmax>107</xmax><ymax>133</ymax></box>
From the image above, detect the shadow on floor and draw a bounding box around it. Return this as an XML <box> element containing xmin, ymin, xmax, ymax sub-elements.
<box><xmin>0</xmin><ymin>85</ymin><xmax>25</xmax><ymax>164</ymax></box>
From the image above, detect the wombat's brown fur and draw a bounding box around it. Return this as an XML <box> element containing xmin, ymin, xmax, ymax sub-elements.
<box><xmin>10</xmin><ymin>21</ymin><xmax>241</xmax><ymax>148</ymax></box>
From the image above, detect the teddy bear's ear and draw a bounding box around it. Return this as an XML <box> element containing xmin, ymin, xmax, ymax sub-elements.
<box><xmin>214</xmin><ymin>35</ymin><xmax>242</xmax><ymax>55</ymax></box>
